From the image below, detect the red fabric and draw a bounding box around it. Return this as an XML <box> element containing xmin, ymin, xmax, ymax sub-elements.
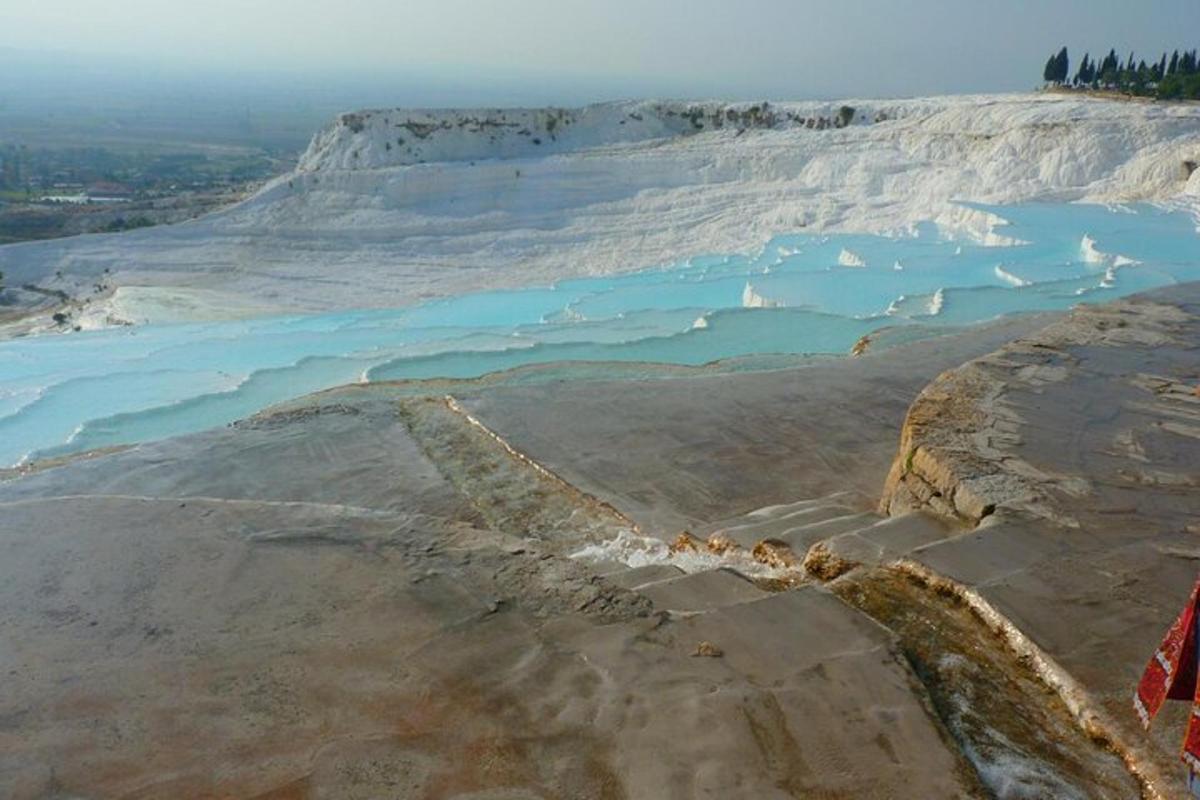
<box><xmin>1135</xmin><ymin>576</ymin><xmax>1200</xmax><ymax>768</ymax></box>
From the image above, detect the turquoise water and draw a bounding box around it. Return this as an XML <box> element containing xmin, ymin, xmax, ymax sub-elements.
<box><xmin>1</xmin><ymin>202</ymin><xmax>1197</xmax><ymax>467</ymax></box>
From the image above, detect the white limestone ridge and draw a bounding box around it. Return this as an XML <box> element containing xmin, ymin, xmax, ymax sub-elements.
<box><xmin>927</xmin><ymin>288</ymin><xmax>946</xmax><ymax>316</ymax></box>
<box><xmin>994</xmin><ymin>265</ymin><xmax>1031</xmax><ymax>288</ymax></box>
<box><xmin>5</xmin><ymin>94</ymin><xmax>1200</xmax><ymax>320</ymax></box>
<box><xmin>742</xmin><ymin>281</ymin><xmax>781</xmax><ymax>309</ymax></box>
<box><xmin>838</xmin><ymin>248</ymin><xmax>867</xmax><ymax>267</ymax></box>
<box><xmin>1080</xmin><ymin>234</ymin><xmax>1107</xmax><ymax>264</ymax></box>
<box><xmin>297</xmin><ymin>101</ymin><xmax>868</xmax><ymax>171</ymax></box>
<box><xmin>1080</xmin><ymin>234</ymin><xmax>1141</xmax><ymax>267</ymax></box>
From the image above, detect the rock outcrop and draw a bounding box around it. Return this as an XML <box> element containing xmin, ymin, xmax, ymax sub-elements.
<box><xmin>880</xmin><ymin>286</ymin><xmax>1199</xmax><ymax>526</ymax></box>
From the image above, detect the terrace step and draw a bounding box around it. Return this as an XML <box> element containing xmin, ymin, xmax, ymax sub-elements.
<box><xmin>696</xmin><ymin>491</ymin><xmax>861</xmax><ymax>536</ymax></box>
<box><xmin>816</xmin><ymin>512</ymin><xmax>956</xmax><ymax>568</ymax></box>
<box><xmin>637</xmin><ymin>567</ymin><xmax>768</xmax><ymax>613</ymax></box>
<box><xmin>773</xmin><ymin>512</ymin><xmax>884</xmax><ymax>552</ymax></box>
<box><xmin>708</xmin><ymin>504</ymin><xmax>859</xmax><ymax>549</ymax></box>
<box><xmin>603</xmin><ymin>563</ymin><xmax>686</xmax><ymax>590</ymax></box>
<box><xmin>740</xmin><ymin>491</ymin><xmax>862</xmax><ymax>521</ymax></box>
<box><xmin>592</xmin><ymin>504</ymin><xmax>955</xmax><ymax>622</ymax></box>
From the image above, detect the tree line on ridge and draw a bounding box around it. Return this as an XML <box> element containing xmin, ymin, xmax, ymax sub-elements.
<box><xmin>1042</xmin><ymin>46</ymin><xmax>1200</xmax><ymax>100</ymax></box>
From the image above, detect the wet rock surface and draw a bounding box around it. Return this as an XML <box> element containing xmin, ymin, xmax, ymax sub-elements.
<box><xmin>0</xmin><ymin>374</ymin><xmax>982</xmax><ymax>798</ymax></box>
<box><xmin>832</xmin><ymin>567</ymin><xmax>1140</xmax><ymax>799</ymax></box>
<box><xmin>459</xmin><ymin>312</ymin><xmax>1054</xmax><ymax>534</ymax></box>
<box><xmin>2</xmin><ymin>287</ymin><xmax>1198</xmax><ymax>797</ymax></box>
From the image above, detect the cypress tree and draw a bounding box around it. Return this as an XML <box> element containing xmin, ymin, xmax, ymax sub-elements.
<box><xmin>1075</xmin><ymin>54</ymin><xmax>1091</xmax><ymax>86</ymax></box>
<box><xmin>1099</xmin><ymin>50</ymin><xmax>1118</xmax><ymax>86</ymax></box>
<box><xmin>1056</xmin><ymin>47</ymin><xmax>1070</xmax><ymax>83</ymax></box>
<box><xmin>1044</xmin><ymin>54</ymin><xmax>1058</xmax><ymax>83</ymax></box>
<box><xmin>1043</xmin><ymin>45</ymin><xmax>1200</xmax><ymax>96</ymax></box>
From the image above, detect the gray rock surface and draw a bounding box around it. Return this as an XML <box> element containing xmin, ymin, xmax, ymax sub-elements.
<box><xmin>3</xmin><ymin>288</ymin><xmax>1195</xmax><ymax>797</ymax></box>
<box><xmin>460</xmin><ymin>312</ymin><xmax>1055</xmax><ymax>535</ymax></box>
<box><xmin>0</xmin><ymin>368</ymin><xmax>987</xmax><ymax>798</ymax></box>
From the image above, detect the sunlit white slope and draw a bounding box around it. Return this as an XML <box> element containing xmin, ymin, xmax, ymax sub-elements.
<box><xmin>3</xmin><ymin>94</ymin><xmax>1199</xmax><ymax>319</ymax></box>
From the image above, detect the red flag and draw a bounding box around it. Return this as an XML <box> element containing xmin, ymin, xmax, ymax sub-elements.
<box><xmin>1136</xmin><ymin>577</ymin><xmax>1200</xmax><ymax>769</ymax></box>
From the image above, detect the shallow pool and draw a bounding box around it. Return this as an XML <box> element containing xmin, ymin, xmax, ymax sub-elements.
<box><xmin>1</xmin><ymin>202</ymin><xmax>1197</xmax><ymax>467</ymax></box>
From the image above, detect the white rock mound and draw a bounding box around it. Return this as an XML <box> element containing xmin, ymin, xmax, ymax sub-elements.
<box><xmin>742</xmin><ymin>281</ymin><xmax>781</xmax><ymax>309</ymax></box>
<box><xmin>297</xmin><ymin>101</ymin><xmax>865</xmax><ymax>171</ymax></box>
<box><xmin>838</xmin><ymin>248</ymin><xmax>867</xmax><ymax>268</ymax></box>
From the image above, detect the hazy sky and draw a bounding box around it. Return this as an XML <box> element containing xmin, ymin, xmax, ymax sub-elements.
<box><xmin>7</xmin><ymin>0</ymin><xmax>1200</xmax><ymax>101</ymax></box>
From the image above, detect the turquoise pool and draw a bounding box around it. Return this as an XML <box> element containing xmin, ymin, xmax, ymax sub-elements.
<box><xmin>1</xmin><ymin>202</ymin><xmax>1197</xmax><ymax>467</ymax></box>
